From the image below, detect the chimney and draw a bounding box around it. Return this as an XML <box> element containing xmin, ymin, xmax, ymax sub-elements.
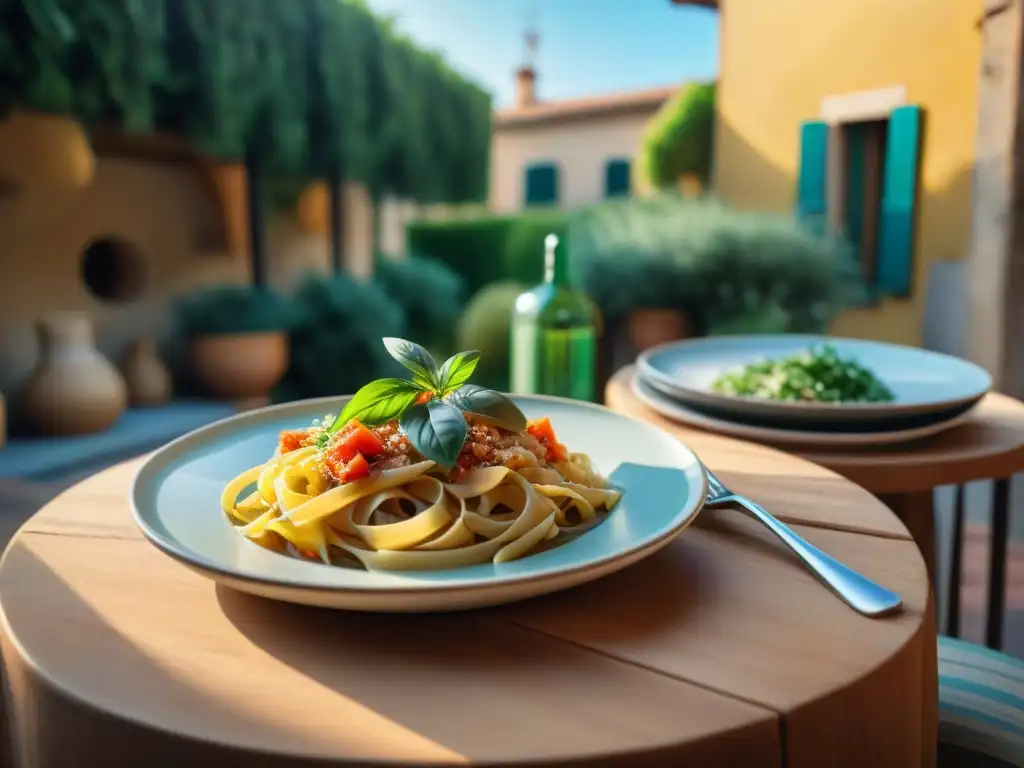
<box><xmin>515</xmin><ymin>65</ymin><xmax>537</xmax><ymax>109</ymax></box>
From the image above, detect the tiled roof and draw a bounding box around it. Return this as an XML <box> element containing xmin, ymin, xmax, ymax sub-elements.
<box><xmin>494</xmin><ymin>85</ymin><xmax>677</xmax><ymax>129</ymax></box>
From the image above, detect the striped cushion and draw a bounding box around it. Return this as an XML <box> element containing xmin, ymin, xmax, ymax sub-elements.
<box><xmin>939</xmin><ymin>635</ymin><xmax>1024</xmax><ymax>767</ymax></box>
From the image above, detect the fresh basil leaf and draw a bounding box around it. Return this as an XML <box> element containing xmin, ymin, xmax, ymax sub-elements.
<box><xmin>382</xmin><ymin>337</ymin><xmax>439</xmax><ymax>390</ymax></box>
<box><xmin>331</xmin><ymin>378</ymin><xmax>424</xmax><ymax>431</ymax></box>
<box><xmin>449</xmin><ymin>384</ymin><xmax>527</xmax><ymax>433</ymax></box>
<box><xmin>438</xmin><ymin>350</ymin><xmax>480</xmax><ymax>394</ymax></box>
<box><xmin>315</xmin><ymin>432</ymin><xmax>330</xmax><ymax>451</ymax></box>
<box><xmin>400</xmin><ymin>399</ymin><xmax>468</xmax><ymax>468</ymax></box>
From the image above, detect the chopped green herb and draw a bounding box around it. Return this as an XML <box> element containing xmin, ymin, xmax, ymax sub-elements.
<box><xmin>709</xmin><ymin>344</ymin><xmax>895</xmax><ymax>404</ymax></box>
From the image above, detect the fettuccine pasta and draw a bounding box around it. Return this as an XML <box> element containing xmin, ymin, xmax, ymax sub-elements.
<box><xmin>222</xmin><ymin>413</ymin><xmax>622</xmax><ymax>571</ymax></box>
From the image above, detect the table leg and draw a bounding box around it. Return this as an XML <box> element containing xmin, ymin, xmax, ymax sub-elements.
<box><xmin>921</xmin><ymin>589</ymin><xmax>938</xmax><ymax>767</ymax></box>
<box><xmin>986</xmin><ymin>478</ymin><xmax>1011</xmax><ymax>650</ymax></box>
<box><xmin>878</xmin><ymin>490</ymin><xmax>937</xmax><ymax>767</ymax></box>
<box><xmin>879</xmin><ymin>491</ymin><xmax>937</xmax><ymax>584</ymax></box>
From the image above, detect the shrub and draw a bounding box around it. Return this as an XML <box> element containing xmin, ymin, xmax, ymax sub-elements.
<box><xmin>374</xmin><ymin>254</ymin><xmax>467</xmax><ymax>355</ymax></box>
<box><xmin>706</xmin><ymin>301</ymin><xmax>791</xmax><ymax>336</ymax></box>
<box><xmin>275</xmin><ymin>272</ymin><xmax>405</xmax><ymax>402</ymax></box>
<box><xmin>573</xmin><ymin>195</ymin><xmax>862</xmax><ymax>335</ymax></box>
<box><xmin>406</xmin><ymin>210</ymin><xmax>568</xmax><ymax>297</ymax></box>
<box><xmin>455</xmin><ymin>282</ymin><xmax>526</xmax><ymax>391</ymax></box>
<box><xmin>640</xmin><ymin>82</ymin><xmax>716</xmax><ymax>189</ymax></box>
<box><xmin>174</xmin><ymin>283</ymin><xmax>294</xmax><ymax>337</ymax></box>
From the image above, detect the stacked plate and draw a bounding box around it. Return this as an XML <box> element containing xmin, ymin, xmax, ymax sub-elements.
<box><xmin>633</xmin><ymin>335</ymin><xmax>993</xmax><ymax>449</ymax></box>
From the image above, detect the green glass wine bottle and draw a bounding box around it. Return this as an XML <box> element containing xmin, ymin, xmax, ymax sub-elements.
<box><xmin>510</xmin><ymin>233</ymin><xmax>598</xmax><ymax>401</ymax></box>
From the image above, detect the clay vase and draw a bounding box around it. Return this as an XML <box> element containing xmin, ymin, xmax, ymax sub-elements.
<box><xmin>20</xmin><ymin>312</ymin><xmax>128</xmax><ymax>436</ymax></box>
<box><xmin>189</xmin><ymin>331</ymin><xmax>289</xmax><ymax>399</ymax></box>
<box><xmin>121</xmin><ymin>339</ymin><xmax>172</xmax><ymax>407</ymax></box>
<box><xmin>626</xmin><ymin>309</ymin><xmax>693</xmax><ymax>353</ymax></box>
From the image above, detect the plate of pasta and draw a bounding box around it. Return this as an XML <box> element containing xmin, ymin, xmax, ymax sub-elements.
<box><xmin>131</xmin><ymin>338</ymin><xmax>706</xmax><ymax>612</ymax></box>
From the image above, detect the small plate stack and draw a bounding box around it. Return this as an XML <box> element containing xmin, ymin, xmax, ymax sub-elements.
<box><xmin>633</xmin><ymin>334</ymin><xmax>993</xmax><ymax>449</ymax></box>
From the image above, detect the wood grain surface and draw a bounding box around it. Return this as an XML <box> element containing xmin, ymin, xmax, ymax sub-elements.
<box><xmin>0</xmin><ymin>439</ymin><xmax>935</xmax><ymax>767</ymax></box>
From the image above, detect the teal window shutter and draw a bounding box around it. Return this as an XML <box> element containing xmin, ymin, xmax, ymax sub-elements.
<box><xmin>876</xmin><ymin>105</ymin><xmax>921</xmax><ymax>297</ymax></box>
<box><xmin>796</xmin><ymin>120</ymin><xmax>829</xmax><ymax>235</ymax></box>
<box><xmin>604</xmin><ymin>158</ymin><xmax>631</xmax><ymax>198</ymax></box>
<box><xmin>524</xmin><ymin>163</ymin><xmax>559</xmax><ymax>206</ymax></box>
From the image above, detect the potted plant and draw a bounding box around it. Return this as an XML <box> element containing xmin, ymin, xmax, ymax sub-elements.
<box><xmin>687</xmin><ymin>208</ymin><xmax>863</xmax><ymax>334</ymax></box>
<box><xmin>573</xmin><ymin>195</ymin><xmax>705</xmax><ymax>353</ymax></box>
<box><xmin>175</xmin><ymin>283</ymin><xmax>294</xmax><ymax>399</ymax></box>
<box><xmin>574</xmin><ymin>195</ymin><xmax>861</xmax><ymax>351</ymax></box>
<box><xmin>582</xmin><ymin>255</ymin><xmax>697</xmax><ymax>353</ymax></box>
<box><xmin>0</xmin><ymin>110</ymin><xmax>95</xmax><ymax>192</ymax></box>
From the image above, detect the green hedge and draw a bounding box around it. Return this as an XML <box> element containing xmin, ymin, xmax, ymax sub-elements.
<box><xmin>0</xmin><ymin>0</ymin><xmax>490</xmax><ymax>201</ymax></box>
<box><xmin>406</xmin><ymin>210</ymin><xmax>568</xmax><ymax>298</ymax></box>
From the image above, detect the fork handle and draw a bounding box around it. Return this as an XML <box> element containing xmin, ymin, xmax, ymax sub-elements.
<box><xmin>732</xmin><ymin>496</ymin><xmax>904</xmax><ymax>617</ymax></box>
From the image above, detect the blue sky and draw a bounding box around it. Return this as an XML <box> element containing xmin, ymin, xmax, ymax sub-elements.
<box><xmin>365</xmin><ymin>0</ymin><xmax>720</xmax><ymax>107</ymax></box>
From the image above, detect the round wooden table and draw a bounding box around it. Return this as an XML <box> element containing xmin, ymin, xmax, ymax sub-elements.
<box><xmin>607</xmin><ymin>367</ymin><xmax>1024</xmax><ymax>579</ymax></box>
<box><xmin>0</xmin><ymin>448</ymin><xmax>935</xmax><ymax>767</ymax></box>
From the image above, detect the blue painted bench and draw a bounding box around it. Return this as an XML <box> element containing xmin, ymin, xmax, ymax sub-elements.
<box><xmin>0</xmin><ymin>401</ymin><xmax>241</xmax><ymax>483</ymax></box>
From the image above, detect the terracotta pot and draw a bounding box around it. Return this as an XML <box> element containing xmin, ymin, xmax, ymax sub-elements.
<box><xmin>626</xmin><ymin>309</ymin><xmax>692</xmax><ymax>353</ymax></box>
<box><xmin>121</xmin><ymin>339</ymin><xmax>172</xmax><ymax>406</ymax></box>
<box><xmin>189</xmin><ymin>332</ymin><xmax>289</xmax><ymax>399</ymax></box>
<box><xmin>0</xmin><ymin>109</ymin><xmax>95</xmax><ymax>191</ymax></box>
<box><xmin>20</xmin><ymin>312</ymin><xmax>127</xmax><ymax>436</ymax></box>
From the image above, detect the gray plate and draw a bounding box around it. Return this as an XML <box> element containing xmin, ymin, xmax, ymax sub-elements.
<box><xmin>637</xmin><ymin>334</ymin><xmax>991</xmax><ymax>427</ymax></box>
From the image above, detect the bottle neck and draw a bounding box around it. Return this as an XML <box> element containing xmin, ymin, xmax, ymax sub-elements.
<box><xmin>543</xmin><ymin>234</ymin><xmax>571</xmax><ymax>287</ymax></box>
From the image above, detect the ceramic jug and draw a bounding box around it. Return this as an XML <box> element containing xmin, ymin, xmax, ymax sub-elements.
<box><xmin>20</xmin><ymin>312</ymin><xmax>127</xmax><ymax>436</ymax></box>
<box><xmin>121</xmin><ymin>338</ymin><xmax>172</xmax><ymax>406</ymax></box>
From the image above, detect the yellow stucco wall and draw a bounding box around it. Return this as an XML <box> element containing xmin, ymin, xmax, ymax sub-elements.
<box><xmin>713</xmin><ymin>0</ymin><xmax>981</xmax><ymax>345</ymax></box>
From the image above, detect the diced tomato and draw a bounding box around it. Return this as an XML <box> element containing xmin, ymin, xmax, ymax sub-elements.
<box><xmin>338</xmin><ymin>452</ymin><xmax>371</xmax><ymax>483</ymax></box>
<box><xmin>278</xmin><ymin>429</ymin><xmax>310</xmax><ymax>454</ymax></box>
<box><xmin>330</xmin><ymin>421</ymin><xmax>385</xmax><ymax>463</ymax></box>
<box><xmin>526</xmin><ymin>417</ymin><xmax>568</xmax><ymax>462</ymax></box>
<box><xmin>323</xmin><ymin>449</ymin><xmax>373</xmax><ymax>485</ymax></box>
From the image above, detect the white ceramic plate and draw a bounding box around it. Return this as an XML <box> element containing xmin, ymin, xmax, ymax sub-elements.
<box><xmin>632</xmin><ymin>372</ymin><xmax>971</xmax><ymax>449</ymax></box>
<box><xmin>131</xmin><ymin>394</ymin><xmax>707</xmax><ymax>613</ymax></box>
<box><xmin>637</xmin><ymin>335</ymin><xmax>991</xmax><ymax>428</ymax></box>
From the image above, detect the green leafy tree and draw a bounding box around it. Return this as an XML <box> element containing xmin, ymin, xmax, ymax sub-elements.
<box><xmin>640</xmin><ymin>82</ymin><xmax>716</xmax><ymax>189</ymax></box>
<box><xmin>0</xmin><ymin>0</ymin><xmax>492</xmax><ymax>204</ymax></box>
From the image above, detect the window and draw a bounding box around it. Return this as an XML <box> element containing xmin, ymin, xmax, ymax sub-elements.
<box><xmin>796</xmin><ymin>105</ymin><xmax>921</xmax><ymax>298</ymax></box>
<box><xmin>604</xmin><ymin>158</ymin><xmax>631</xmax><ymax>198</ymax></box>
<box><xmin>524</xmin><ymin>162</ymin><xmax>559</xmax><ymax>207</ymax></box>
<box><xmin>840</xmin><ymin>119</ymin><xmax>888</xmax><ymax>284</ymax></box>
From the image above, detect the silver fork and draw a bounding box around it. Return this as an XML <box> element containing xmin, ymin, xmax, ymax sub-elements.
<box><xmin>702</xmin><ymin>464</ymin><xmax>904</xmax><ymax>618</ymax></box>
